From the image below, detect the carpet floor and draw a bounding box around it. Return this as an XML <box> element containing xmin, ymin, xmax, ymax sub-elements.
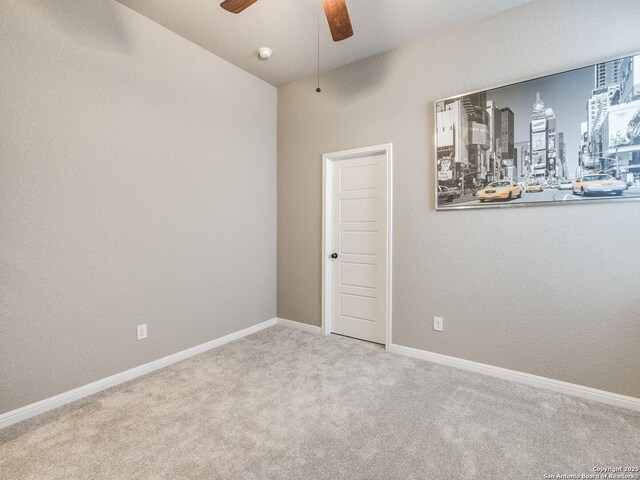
<box><xmin>1</xmin><ymin>326</ymin><xmax>639</xmax><ymax>479</ymax></box>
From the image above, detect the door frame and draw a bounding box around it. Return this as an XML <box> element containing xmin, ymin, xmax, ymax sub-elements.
<box><xmin>321</xmin><ymin>143</ymin><xmax>393</xmax><ymax>349</ymax></box>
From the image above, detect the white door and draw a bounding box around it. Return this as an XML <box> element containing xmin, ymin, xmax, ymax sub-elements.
<box><xmin>327</xmin><ymin>152</ymin><xmax>389</xmax><ymax>344</ymax></box>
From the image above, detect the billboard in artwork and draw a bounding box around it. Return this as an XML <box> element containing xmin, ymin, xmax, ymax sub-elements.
<box><xmin>532</xmin><ymin>119</ymin><xmax>546</xmax><ymax>132</ymax></box>
<box><xmin>532</xmin><ymin>132</ymin><xmax>546</xmax><ymax>151</ymax></box>
<box><xmin>606</xmin><ymin>101</ymin><xmax>640</xmax><ymax>153</ymax></box>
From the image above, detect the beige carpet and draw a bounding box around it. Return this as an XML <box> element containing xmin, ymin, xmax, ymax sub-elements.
<box><xmin>1</xmin><ymin>326</ymin><xmax>639</xmax><ymax>479</ymax></box>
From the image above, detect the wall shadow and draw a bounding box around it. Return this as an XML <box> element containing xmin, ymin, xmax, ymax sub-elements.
<box><xmin>329</xmin><ymin>51</ymin><xmax>392</xmax><ymax>100</ymax></box>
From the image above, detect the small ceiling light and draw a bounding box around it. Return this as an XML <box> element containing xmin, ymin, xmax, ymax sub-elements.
<box><xmin>257</xmin><ymin>47</ymin><xmax>272</xmax><ymax>61</ymax></box>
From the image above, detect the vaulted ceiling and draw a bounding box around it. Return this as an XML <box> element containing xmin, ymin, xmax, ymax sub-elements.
<box><xmin>117</xmin><ymin>0</ymin><xmax>531</xmax><ymax>86</ymax></box>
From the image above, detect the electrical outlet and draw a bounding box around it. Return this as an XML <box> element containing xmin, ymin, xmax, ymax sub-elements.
<box><xmin>433</xmin><ymin>316</ymin><xmax>444</xmax><ymax>332</ymax></box>
<box><xmin>137</xmin><ymin>323</ymin><xmax>148</xmax><ymax>341</ymax></box>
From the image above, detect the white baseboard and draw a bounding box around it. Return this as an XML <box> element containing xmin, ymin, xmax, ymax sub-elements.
<box><xmin>5</xmin><ymin>320</ymin><xmax>636</xmax><ymax>431</ymax></box>
<box><xmin>0</xmin><ymin>318</ymin><xmax>278</xmax><ymax>430</ymax></box>
<box><xmin>276</xmin><ymin>317</ymin><xmax>322</xmax><ymax>334</ymax></box>
<box><xmin>388</xmin><ymin>343</ymin><xmax>640</xmax><ymax>412</ymax></box>
<box><xmin>274</xmin><ymin>318</ymin><xmax>639</xmax><ymax>411</ymax></box>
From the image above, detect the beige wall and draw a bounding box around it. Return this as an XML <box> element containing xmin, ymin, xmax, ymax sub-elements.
<box><xmin>0</xmin><ymin>0</ymin><xmax>276</xmax><ymax>414</ymax></box>
<box><xmin>278</xmin><ymin>0</ymin><xmax>640</xmax><ymax>397</ymax></box>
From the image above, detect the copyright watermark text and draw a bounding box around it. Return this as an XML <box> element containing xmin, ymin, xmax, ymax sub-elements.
<box><xmin>543</xmin><ymin>466</ymin><xmax>640</xmax><ymax>480</ymax></box>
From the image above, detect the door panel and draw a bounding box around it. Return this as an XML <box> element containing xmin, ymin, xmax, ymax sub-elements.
<box><xmin>340</xmin><ymin>198</ymin><xmax>378</xmax><ymax>223</ymax></box>
<box><xmin>340</xmin><ymin>293</ymin><xmax>377</xmax><ymax>322</ymax></box>
<box><xmin>340</xmin><ymin>231</ymin><xmax>377</xmax><ymax>255</ymax></box>
<box><xmin>340</xmin><ymin>163</ymin><xmax>378</xmax><ymax>191</ymax></box>
<box><xmin>340</xmin><ymin>263</ymin><xmax>377</xmax><ymax>289</ymax></box>
<box><xmin>330</xmin><ymin>154</ymin><xmax>387</xmax><ymax>344</ymax></box>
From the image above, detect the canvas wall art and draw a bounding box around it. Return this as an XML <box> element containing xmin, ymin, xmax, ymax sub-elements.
<box><xmin>435</xmin><ymin>53</ymin><xmax>640</xmax><ymax>209</ymax></box>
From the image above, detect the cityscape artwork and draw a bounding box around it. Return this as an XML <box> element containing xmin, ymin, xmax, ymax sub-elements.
<box><xmin>435</xmin><ymin>53</ymin><xmax>640</xmax><ymax>209</ymax></box>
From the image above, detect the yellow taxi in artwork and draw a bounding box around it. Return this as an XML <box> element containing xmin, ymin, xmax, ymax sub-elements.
<box><xmin>572</xmin><ymin>174</ymin><xmax>628</xmax><ymax>196</ymax></box>
<box><xmin>525</xmin><ymin>182</ymin><xmax>543</xmax><ymax>193</ymax></box>
<box><xmin>476</xmin><ymin>180</ymin><xmax>522</xmax><ymax>202</ymax></box>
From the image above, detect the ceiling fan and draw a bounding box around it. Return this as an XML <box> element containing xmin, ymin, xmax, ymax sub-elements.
<box><xmin>219</xmin><ymin>0</ymin><xmax>354</xmax><ymax>42</ymax></box>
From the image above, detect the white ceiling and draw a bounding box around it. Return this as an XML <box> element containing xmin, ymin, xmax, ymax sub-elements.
<box><xmin>117</xmin><ymin>0</ymin><xmax>531</xmax><ymax>86</ymax></box>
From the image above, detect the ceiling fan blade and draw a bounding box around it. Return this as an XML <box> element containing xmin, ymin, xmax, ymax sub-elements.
<box><xmin>322</xmin><ymin>0</ymin><xmax>353</xmax><ymax>42</ymax></box>
<box><xmin>220</xmin><ymin>0</ymin><xmax>257</xmax><ymax>14</ymax></box>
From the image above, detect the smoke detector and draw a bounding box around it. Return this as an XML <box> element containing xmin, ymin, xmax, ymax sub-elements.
<box><xmin>257</xmin><ymin>47</ymin><xmax>272</xmax><ymax>61</ymax></box>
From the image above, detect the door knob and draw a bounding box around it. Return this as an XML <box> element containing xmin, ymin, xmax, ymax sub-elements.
<box><xmin>330</xmin><ymin>253</ymin><xmax>338</xmax><ymax>259</ymax></box>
